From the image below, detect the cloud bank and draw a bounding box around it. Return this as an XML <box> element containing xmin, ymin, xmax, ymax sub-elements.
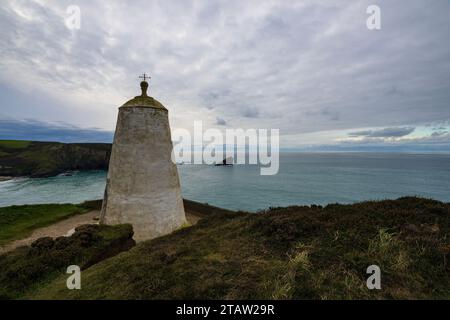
<box><xmin>0</xmin><ymin>118</ymin><xmax>113</xmax><ymax>143</ymax></box>
<box><xmin>349</xmin><ymin>127</ymin><xmax>415</xmax><ymax>138</ymax></box>
<box><xmin>0</xmin><ymin>0</ymin><xmax>449</xmax><ymax>151</ymax></box>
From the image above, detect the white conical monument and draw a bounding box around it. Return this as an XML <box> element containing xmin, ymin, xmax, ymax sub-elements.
<box><xmin>100</xmin><ymin>74</ymin><xmax>186</xmax><ymax>241</ymax></box>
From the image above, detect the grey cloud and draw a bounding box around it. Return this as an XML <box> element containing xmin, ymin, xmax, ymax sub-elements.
<box><xmin>215</xmin><ymin>117</ymin><xmax>227</xmax><ymax>126</ymax></box>
<box><xmin>0</xmin><ymin>118</ymin><xmax>113</xmax><ymax>143</ymax></box>
<box><xmin>305</xmin><ymin>108</ymin><xmax>340</xmax><ymax>122</ymax></box>
<box><xmin>385</xmin><ymin>86</ymin><xmax>405</xmax><ymax>96</ymax></box>
<box><xmin>241</xmin><ymin>106</ymin><xmax>259</xmax><ymax>118</ymax></box>
<box><xmin>301</xmin><ymin>130</ymin><xmax>450</xmax><ymax>153</ymax></box>
<box><xmin>349</xmin><ymin>127</ymin><xmax>415</xmax><ymax>138</ymax></box>
<box><xmin>431</xmin><ymin>130</ymin><xmax>448</xmax><ymax>137</ymax></box>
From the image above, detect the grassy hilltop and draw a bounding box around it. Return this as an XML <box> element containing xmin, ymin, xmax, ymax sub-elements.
<box><xmin>0</xmin><ymin>140</ymin><xmax>111</xmax><ymax>178</ymax></box>
<box><xmin>1</xmin><ymin>197</ymin><xmax>449</xmax><ymax>300</ymax></box>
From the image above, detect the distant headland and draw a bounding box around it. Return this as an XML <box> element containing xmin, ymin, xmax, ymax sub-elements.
<box><xmin>0</xmin><ymin>140</ymin><xmax>111</xmax><ymax>178</ymax></box>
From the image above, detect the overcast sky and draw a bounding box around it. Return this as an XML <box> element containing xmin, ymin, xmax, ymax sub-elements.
<box><xmin>0</xmin><ymin>0</ymin><xmax>449</xmax><ymax>151</ymax></box>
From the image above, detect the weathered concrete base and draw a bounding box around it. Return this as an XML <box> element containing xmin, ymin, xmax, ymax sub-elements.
<box><xmin>100</xmin><ymin>98</ymin><xmax>186</xmax><ymax>242</ymax></box>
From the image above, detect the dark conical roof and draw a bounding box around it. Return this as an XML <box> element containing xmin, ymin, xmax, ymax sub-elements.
<box><xmin>121</xmin><ymin>80</ymin><xmax>167</xmax><ymax>111</ymax></box>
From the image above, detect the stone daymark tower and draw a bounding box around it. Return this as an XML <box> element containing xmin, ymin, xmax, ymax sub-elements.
<box><xmin>100</xmin><ymin>74</ymin><xmax>186</xmax><ymax>241</ymax></box>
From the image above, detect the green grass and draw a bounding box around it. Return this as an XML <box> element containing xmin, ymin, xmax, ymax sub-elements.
<box><xmin>0</xmin><ymin>140</ymin><xmax>31</xmax><ymax>149</ymax></box>
<box><xmin>0</xmin><ymin>204</ymin><xmax>89</xmax><ymax>245</ymax></box>
<box><xmin>27</xmin><ymin>197</ymin><xmax>450</xmax><ymax>300</ymax></box>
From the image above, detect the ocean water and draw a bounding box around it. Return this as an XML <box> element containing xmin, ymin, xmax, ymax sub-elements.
<box><xmin>1</xmin><ymin>153</ymin><xmax>450</xmax><ymax>212</ymax></box>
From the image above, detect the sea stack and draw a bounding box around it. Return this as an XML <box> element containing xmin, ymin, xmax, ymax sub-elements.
<box><xmin>100</xmin><ymin>75</ymin><xmax>186</xmax><ymax>241</ymax></box>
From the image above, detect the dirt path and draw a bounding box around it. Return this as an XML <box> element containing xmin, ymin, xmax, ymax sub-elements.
<box><xmin>0</xmin><ymin>210</ymin><xmax>99</xmax><ymax>255</ymax></box>
<box><xmin>0</xmin><ymin>209</ymin><xmax>202</xmax><ymax>255</ymax></box>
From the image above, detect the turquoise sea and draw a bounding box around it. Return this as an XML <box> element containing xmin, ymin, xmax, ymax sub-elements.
<box><xmin>1</xmin><ymin>153</ymin><xmax>450</xmax><ymax>212</ymax></box>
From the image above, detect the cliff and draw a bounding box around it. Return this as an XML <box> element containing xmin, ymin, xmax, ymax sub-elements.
<box><xmin>0</xmin><ymin>140</ymin><xmax>111</xmax><ymax>178</ymax></box>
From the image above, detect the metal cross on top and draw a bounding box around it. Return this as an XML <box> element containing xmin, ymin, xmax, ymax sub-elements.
<box><xmin>139</xmin><ymin>73</ymin><xmax>151</xmax><ymax>82</ymax></box>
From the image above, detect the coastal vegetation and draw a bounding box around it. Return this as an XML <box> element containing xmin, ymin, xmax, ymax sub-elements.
<box><xmin>0</xmin><ymin>140</ymin><xmax>111</xmax><ymax>178</ymax></box>
<box><xmin>0</xmin><ymin>223</ymin><xmax>134</xmax><ymax>299</ymax></box>
<box><xmin>0</xmin><ymin>140</ymin><xmax>31</xmax><ymax>149</ymax></box>
<box><xmin>1</xmin><ymin>197</ymin><xmax>448</xmax><ymax>299</ymax></box>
